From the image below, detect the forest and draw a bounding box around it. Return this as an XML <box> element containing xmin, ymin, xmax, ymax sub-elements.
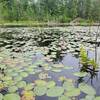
<box><xmin>0</xmin><ymin>0</ymin><xmax>100</xmax><ymax>100</ymax></box>
<box><xmin>0</xmin><ymin>0</ymin><xmax>100</xmax><ymax>23</ymax></box>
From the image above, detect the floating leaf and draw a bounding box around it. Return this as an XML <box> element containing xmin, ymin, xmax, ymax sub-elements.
<box><xmin>4</xmin><ymin>93</ymin><xmax>20</xmax><ymax>100</ymax></box>
<box><xmin>34</xmin><ymin>86</ymin><xmax>47</xmax><ymax>96</ymax></box>
<box><xmin>64</xmin><ymin>66</ymin><xmax>73</xmax><ymax>70</ymax></box>
<box><xmin>47</xmin><ymin>81</ymin><xmax>56</xmax><ymax>88</ymax></box>
<box><xmin>26</xmin><ymin>68</ymin><xmax>34</xmax><ymax>73</ymax></box>
<box><xmin>3</xmin><ymin>76</ymin><xmax>12</xmax><ymax>81</ymax></box>
<box><xmin>52</xmin><ymin>69</ymin><xmax>62</xmax><ymax>73</ymax></box>
<box><xmin>0</xmin><ymin>93</ymin><xmax>3</xmax><ymax>100</ymax></box>
<box><xmin>20</xmin><ymin>72</ymin><xmax>28</xmax><ymax>78</ymax></box>
<box><xmin>73</xmin><ymin>72</ymin><xmax>88</xmax><ymax>77</ymax></box>
<box><xmin>21</xmin><ymin>90</ymin><xmax>35</xmax><ymax>100</ymax></box>
<box><xmin>3</xmin><ymin>80</ymin><xmax>16</xmax><ymax>86</ymax></box>
<box><xmin>53</xmin><ymin>64</ymin><xmax>64</xmax><ymax>68</ymax></box>
<box><xmin>8</xmin><ymin>86</ymin><xmax>18</xmax><ymax>93</ymax></box>
<box><xmin>58</xmin><ymin>95</ymin><xmax>71</xmax><ymax>100</ymax></box>
<box><xmin>65</xmin><ymin>88</ymin><xmax>80</xmax><ymax>97</ymax></box>
<box><xmin>17</xmin><ymin>81</ymin><xmax>26</xmax><ymax>88</ymax></box>
<box><xmin>35</xmin><ymin>80</ymin><xmax>47</xmax><ymax>86</ymax></box>
<box><xmin>14</xmin><ymin>76</ymin><xmax>23</xmax><ymax>82</ymax></box>
<box><xmin>25</xmin><ymin>83</ymin><xmax>34</xmax><ymax>91</ymax></box>
<box><xmin>63</xmin><ymin>81</ymin><xmax>75</xmax><ymax>91</ymax></box>
<box><xmin>47</xmin><ymin>86</ymin><xmax>64</xmax><ymax>97</ymax></box>
<box><xmin>94</xmin><ymin>97</ymin><xmax>100</xmax><ymax>100</ymax></box>
<box><xmin>85</xmin><ymin>95</ymin><xmax>95</xmax><ymax>100</ymax></box>
<box><xmin>79</xmin><ymin>83</ymin><xmax>96</xmax><ymax>95</ymax></box>
<box><xmin>22</xmin><ymin>90</ymin><xmax>35</xmax><ymax>97</ymax></box>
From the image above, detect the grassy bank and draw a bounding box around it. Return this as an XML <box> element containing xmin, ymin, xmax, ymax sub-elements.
<box><xmin>0</xmin><ymin>20</ymin><xmax>99</xmax><ymax>27</ymax></box>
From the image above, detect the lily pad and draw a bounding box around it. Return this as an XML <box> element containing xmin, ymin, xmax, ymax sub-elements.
<box><xmin>64</xmin><ymin>66</ymin><xmax>73</xmax><ymax>70</ymax></box>
<box><xmin>20</xmin><ymin>72</ymin><xmax>28</xmax><ymax>78</ymax></box>
<box><xmin>14</xmin><ymin>76</ymin><xmax>23</xmax><ymax>82</ymax></box>
<box><xmin>52</xmin><ymin>69</ymin><xmax>62</xmax><ymax>73</ymax></box>
<box><xmin>4</xmin><ymin>93</ymin><xmax>20</xmax><ymax>100</ymax></box>
<box><xmin>0</xmin><ymin>93</ymin><xmax>3</xmax><ymax>100</ymax></box>
<box><xmin>58</xmin><ymin>95</ymin><xmax>71</xmax><ymax>100</ymax></box>
<box><xmin>35</xmin><ymin>80</ymin><xmax>47</xmax><ymax>86</ymax></box>
<box><xmin>53</xmin><ymin>64</ymin><xmax>64</xmax><ymax>68</ymax></box>
<box><xmin>47</xmin><ymin>86</ymin><xmax>64</xmax><ymax>97</ymax></box>
<box><xmin>65</xmin><ymin>88</ymin><xmax>80</xmax><ymax>97</ymax></box>
<box><xmin>16</xmin><ymin>81</ymin><xmax>26</xmax><ymax>88</ymax></box>
<box><xmin>3</xmin><ymin>76</ymin><xmax>12</xmax><ymax>81</ymax></box>
<box><xmin>34</xmin><ymin>86</ymin><xmax>47</xmax><ymax>96</ymax></box>
<box><xmin>85</xmin><ymin>95</ymin><xmax>95</xmax><ymax>100</ymax></box>
<box><xmin>47</xmin><ymin>81</ymin><xmax>56</xmax><ymax>88</ymax></box>
<box><xmin>94</xmin><ymin>97</ymin><xmax>100</xmax><ymax>100</ymax></box>
<box><xmin>73</xmin><ymin>72</ymin><xmax>88</xmax><ymax>77</ymax></box>
<box><xmin>63</xmin><ymin>81</ymin><xmax>75</xmax><ymax>91</ymax></box>
<box><xmin>79</xmin><ymin>83</ymin><xmax>96</xmax><ymax>95</ymax></box>
<box><xmin>8</xmin><ymin>86</ymin><xmax>18</xmax><ymax>93</ymax></box>
<box><xmin>24</xmin><ymin>83</ymin><xmax>34</xmax><ymax>90</ymax></box>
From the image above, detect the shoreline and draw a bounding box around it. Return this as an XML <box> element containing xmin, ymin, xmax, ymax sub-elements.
<box><xmin>0</xmin><ymin>22</ymin><xmax>100</xmax><ymax>28</ymax></box>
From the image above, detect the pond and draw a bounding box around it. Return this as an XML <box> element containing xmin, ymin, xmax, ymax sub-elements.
<box><xmin>0</xmin><ymin>26</ymin><xmax>100</xmax><ymax>100</ymax></box>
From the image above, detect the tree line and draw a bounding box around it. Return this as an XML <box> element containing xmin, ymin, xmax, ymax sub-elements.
<box><xmin>0</xmin><ymin>0</ymin><xmax>100</xmax><ymax>22</ymax></box>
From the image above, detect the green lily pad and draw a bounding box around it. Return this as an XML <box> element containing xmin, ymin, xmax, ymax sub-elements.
<box><xmin>34</xmin><ymin>86</ymin><xmax>47</xmax><ymax>96</ymax></box>
<box><xmin>35</xmin><ymin>80</ymin><xmax>47</xmax><ymax>86</ymax></box>
<box><xmin>73</xmin><ymin>72</ymin><xmax>88</xmax><ymax>77</ymax></box>
<box><xmin>47</xmin><ymin>86</ymin><xmax>64</xmax><ymax>97</ymax></box>
<box><xmin>24</xmin><ymin>83</ymin><xmax>34</xmax><ymax>90</ymax></box>
<box><xmin>53</xmin><ymin>64</ymin><xmax>64</xmax><ymax>68</ymax></box>
<box><xmin>26</xmin><ymin>68</ymin><xmax>34</xmax><ymax>72</ymax></box>
<box><xmin>16</xmin><ymin>81</ymin><xmax>26</xmax><ymax>88</ymax></box>
<box><xmin>8</xmin><ymin>86</ymin><xmax>18</xmax><ymax>93</ymax></box>
<box><xmin>3</xmin><ymin>76</ymin><xmax>12</xmax><ymax>81</ymax></box>
<box><xmin>85</xmin><ymin>95</ymin><xmax>95</xmax><ymax>100</ymax></box>
<box><xmin>14</xmin><ymin>76</ymin><xmax>22</xmax><ymax>82</ymax></box>
<box><xmin>0</xmin><ymin>93</ymin><xmax>3</xmax><ymax>100</ymax></box>
<box><xmin>47</xmin><ymin>81</ymin><xmax>56</xmax><ymax>88</ymax></box>
<box><xmin>29</xmin><ymin>65</ymin><xmax>37</xmax><ymax>68</ymax></box>
<box><xmin>20</xmin><ymin>72</ymin><xmax>28</xmax><ymax>77</ymax></box>
<box><xmin>3</xmin><ymin>80</ymin><xmax>16</xmax><ymax>86</ymax></box>
<box><xmin>94</xmin><ymin>97</ymin><xmax>100</xmax><ymax>100</ymax></box>
<box><xmin>52</xmin><ymin>69</ymin><xmax>62</xmax><ymax>73</ymax></box>
<box><xmin>10</xmin><ymin>72</ymin><xmax>18</xmax><ymax>77</ymax></box>
<box><xmin>58</xmin><ymin>95</ymin><xmax>71</xmax><ymax>100</ymax></box>
<box><xmin>79</xmin><ymin>83</ymin><xmax>96</xmax><ymax>95</ymax></box>
<box><xmin>63</xmin><ymin>81</ymin><xmax>75</xmax><ymax>91</ymax></box>
<box><xmin>64</xmin><ymin>66</ymin><xmax>73</xmax><ymax>70</ymax></box>
<box><xmin>65</xmin><ymin>88</ymin><xmax>80</xmax><ymax>97</ymax></box>
<box><xmin>4</xmin><ymin>93</ymin><xmax>20</xmax><ymax>100</ymax></box>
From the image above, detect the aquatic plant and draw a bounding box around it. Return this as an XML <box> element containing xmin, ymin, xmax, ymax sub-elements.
<box><xmin>80</xmin><ymin>46</ymin><xmax>98</xmax><ymax>77</ymax></box>
<box><xmin>21</xmin><ymin>90</ymin><xmax>35</xmax><ymax>100</ymax></box>
<box><xmin>3</xmin><ymin>93</ymin><xmax>20</xmax><ymax>100</ymax></box>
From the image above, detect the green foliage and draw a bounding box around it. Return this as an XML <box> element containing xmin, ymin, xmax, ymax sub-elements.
<box><xmin>47</xmin><ymin>86</ymin><xmax>64</xmax><ymax>97</ymax></box>
<box><xmin>3</xmin><ymin>93</ymin><xmax>20</xmax><ymax>100</ymax></box>
<box><xmin>0</xmin><ymin>0</ymin><xmax>100</xmax><ymax>22</ymax></box>
<box><xmin>80</xmin><ymin>46</ymin><xmax>88</xmax><ymax>67</ymax></box>
<box><xmin>80</xmin><ymin>46</ymin><xmax>98</xmax><ymax>70</ymax></box>
<box><xmin>79</xmin><ymin>83</ymin><xmax>96</xmax><ymax>95</ymax></box>
<box><xmin>88</xmin><ymin>59</ymin><xmax>98</xmax><ymax>69</ymax></box>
